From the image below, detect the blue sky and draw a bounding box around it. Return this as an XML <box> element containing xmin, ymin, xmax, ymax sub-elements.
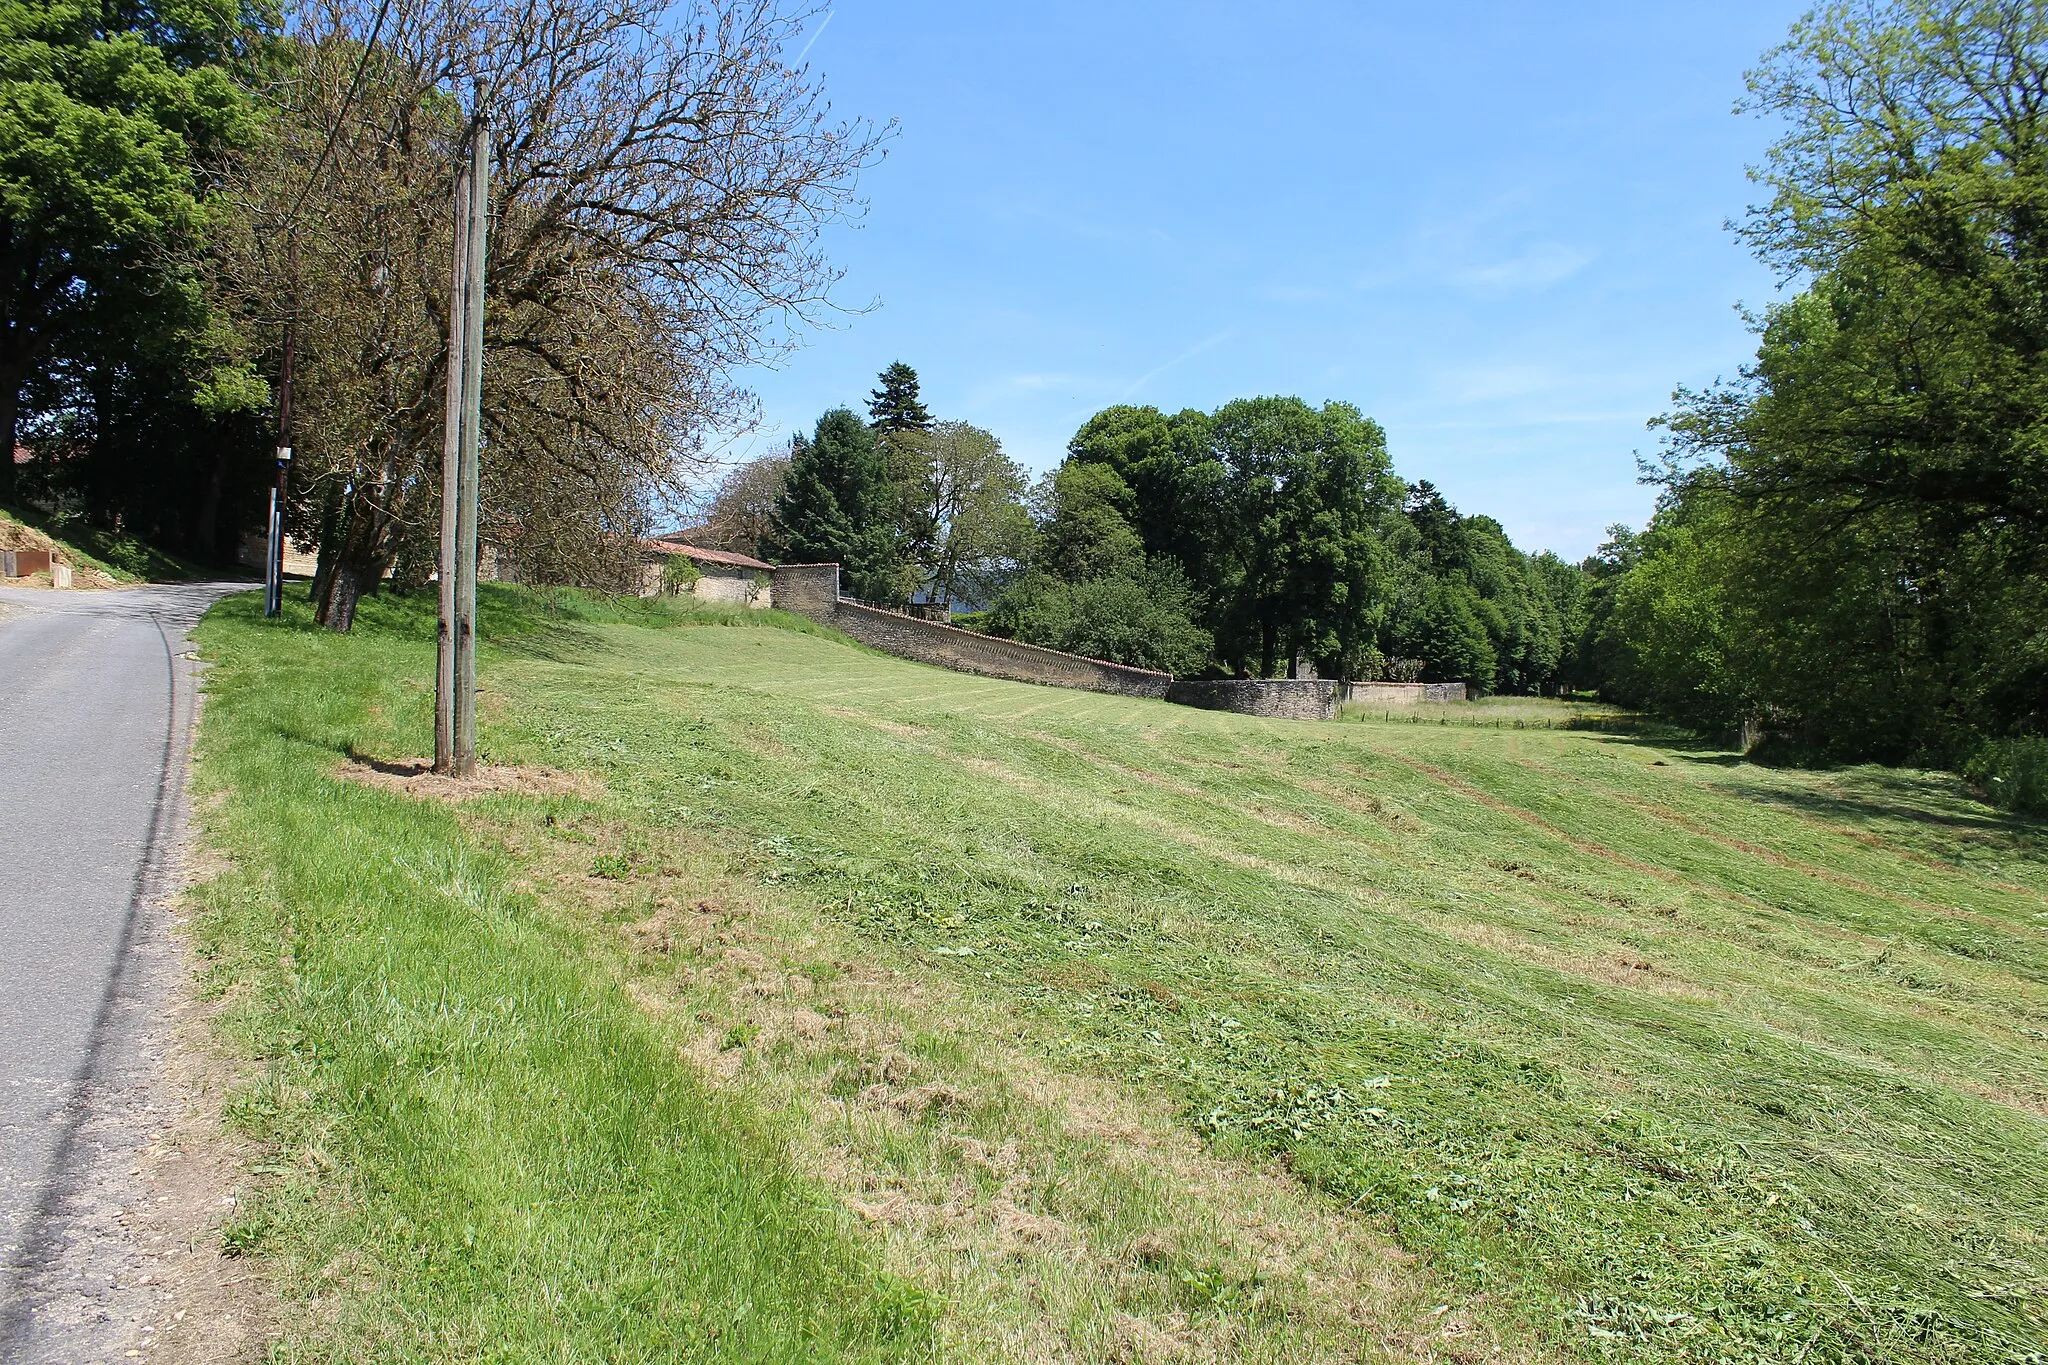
<box><xmin>724</xmin><ymin>1</ymin><xmax>1809</xmax><ymax>561</ymax></box>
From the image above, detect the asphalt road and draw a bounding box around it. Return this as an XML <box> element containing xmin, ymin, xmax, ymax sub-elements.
<box><xmin>0</xmin><ymin>582</ymin><xmax>240</xmax><ymax>1361</ymax></box>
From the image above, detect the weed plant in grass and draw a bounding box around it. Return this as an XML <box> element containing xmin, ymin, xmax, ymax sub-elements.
<box><xmin>197</xmin><ymin>585</ymin><xmax>2048</xmax><ymax>1362</ymax></box>
<box><xmin>190</xmin><ymin>587</ymin><xmax>930</xmax><ymax>1362</ymax></box>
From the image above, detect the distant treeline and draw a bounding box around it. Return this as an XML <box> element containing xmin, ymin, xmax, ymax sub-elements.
<box><xmin>700</xmin><ymin>369</ymin><xmax>1601</xmax><ymax>691</ymax></box>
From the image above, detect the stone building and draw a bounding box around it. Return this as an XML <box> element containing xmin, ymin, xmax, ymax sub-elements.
<box><xmin>640</xmin><ymin>539</ymin><xmax>773</xmax><ymax>607</ymax></box>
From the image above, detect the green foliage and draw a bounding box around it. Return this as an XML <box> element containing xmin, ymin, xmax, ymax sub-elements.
<box><xmin>986</xmin><ymin>562</ymin><xmax>1213</xmax><ymax>674</ymax></box>
<box><xmin>1593</xmin><ymin>1</ymin><xmax>2048</xmax><ymax>770</ymax></box>
<box><xmin>661</xmin><ymin>556</ymin><xmax>702</xmax><ymax>592</ymax></box>
<box><xmin>900</xmin><ymin>419</ymin><xmax>1031</xmax><ymax>606</ymax></box>
<box><xmin>866</xmin><ymin>360</ymin><xmax>933</xmax><ymax>434</ymax></box>
<box><xmin>1396</xmin><ymin>580</ymin><xmax>1494</xmax><ymax>690</ymax></box>
<box><xmin>0</xmin><ymin>0</ymin><xmax>266</xmax><ymax>537</ymax></box>
<box><xmin>1204</xmin><ymin>396</ymin><xmax>1403</xmax><ymax>678</ymax></box>
<box><xmin>1966</xmin><ymin>736</ymin><xmax>2048</xmax><ymax>817</ymax></box>
<box><xmin>773</xmin><ymin>408</ymin><xmax>907</xmax><ymax>603</ymax></box>
<box><xmin>1033</xmin><ymin>460</ymin><xmax>1144</xmax><ymax>583</ymax></box>
<box><xmin>1065</xmin><ymin>403</ymin><xmax>1223</xmax><ymax>588</ymax></box>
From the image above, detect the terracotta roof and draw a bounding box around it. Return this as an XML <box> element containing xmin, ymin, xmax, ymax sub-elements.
<box><xmin>644</xmin><ymin>539</ymin><xmax>773</xmax><ymax>571</ymax></box>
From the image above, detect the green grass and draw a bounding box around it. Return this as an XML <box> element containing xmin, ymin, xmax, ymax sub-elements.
<box><xmin>1338</xmin><ymin>694</ymin><xmax>1675</xmax><ymax>737</ymax></box>
<box><xmin>190</xmin><ymin>586</ymin><xmax>932</xmax><ymax>1362</ymax></box>
<box><xmin>195</xmin><ymin>585</ymin><xmax>2048</xmax><ymax>1362</ymax></box>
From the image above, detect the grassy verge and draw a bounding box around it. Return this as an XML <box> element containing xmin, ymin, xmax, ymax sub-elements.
<box><xmin>195</xmin><ymin>586</ymin><xmax>2048</xmax><ymax>1361</ymax></box>
<box><xmin>189</xmin><ymin>587</ymin><xmax>932</xmax><ymax>1361</ymax></box>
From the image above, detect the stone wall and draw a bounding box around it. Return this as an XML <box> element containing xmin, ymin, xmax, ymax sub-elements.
<box><xmin>691</xmin><ymin>570</ymin><xmax>770</xmax><ymax>608</ymax></box>
<box><xmin>773</xmin><ymin>563</ymin><xmax>843</xmax><ymax>618</ymax></box>
<box><xmin>772</xmin><ymin>563</ymin><xmax>1171</xmax><ymax>698</ymax></box>
<box><xmin>1344</xmin><ymin>681</ymin><xmax>1469</xmax><ymax>705</ymax></box>
<box><xmin>770</xmin><ymin>562</ymin><xmax>1375</xmax><ymax>719</ymax></box>
<box><xmin>1166</xmin><ymin>678</ymin><xmax>1340</xmax><ymax>720</ymax></box>
<box><xmin>834</xmin><ymin>602</ymin><xmax>1172</xmax><ymax>697</ymax></box>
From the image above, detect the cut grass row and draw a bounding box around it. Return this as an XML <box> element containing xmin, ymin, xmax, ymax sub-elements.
<box><xmin>193</xmin><ymin>585</ymin><xmax>2048</xmax><ymax>1361</ymax></box>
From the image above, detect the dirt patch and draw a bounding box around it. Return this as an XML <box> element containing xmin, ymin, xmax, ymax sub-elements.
<box><xmin>336</xmin><ymin>753</ymin><xmax>601</xmax><ymax>803</ymax></box>
<box><xmin>125</xmin><ymin>945</ymin><xmax>273</xmax><ymax>1364</ymax></box>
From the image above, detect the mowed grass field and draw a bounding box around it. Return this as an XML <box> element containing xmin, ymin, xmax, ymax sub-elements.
<box><xmin>193</xmin><ymin>590</ymin><xmax>2048</xmax><ymax>1362</ymax></box>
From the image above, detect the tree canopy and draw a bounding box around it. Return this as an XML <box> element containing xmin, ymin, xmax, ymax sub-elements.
<box><xmin>1579</xmin><ymin>0</ymin><xmax>2048</xmax><ymax>802</ymax></box>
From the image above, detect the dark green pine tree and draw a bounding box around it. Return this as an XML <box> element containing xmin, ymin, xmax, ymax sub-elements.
<box><xmin>771</xmin><ymin>408</ymin><xmax>905</xmax><ymax>601</ymax></box>
<box><xmin>867</xmin><ymin>361</ymin><xmax>934</xmax><ymax>433</ymax></box>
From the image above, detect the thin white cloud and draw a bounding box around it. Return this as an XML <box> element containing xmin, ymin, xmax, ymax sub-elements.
<box><xmin>1455</xmin><ymin>242</ymin><xmax>1594</xmax><ymax>292</ymax></box>
<box><xmin>1119</xmin><ymin>329</ymin><xmax>1234</xmax><ymax>401</ymax></box>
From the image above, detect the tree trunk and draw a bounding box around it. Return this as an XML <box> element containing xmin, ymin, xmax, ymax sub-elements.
<box><xmin>323</xmin><ymin>557</ymin><xmax>372</xmax><ymax>632</ymax></box>
<box><xmin>315</xmin><ymin>485</ymin><xmax>398</xmax><ymax>632</ymax></box>
<box><xmin>309</xmin><ymin>482</ymin><xmax>343</xmax><ymax>613</ymax></box>
<box><xmin>0</xmin><ymin>371</ymin><xmax>19</xmax><ymax>506</ymax></box>
<box><xmin>193</xmin><ymin>444</ymin><xmax>228</xmax><ymax>562</ymax></box>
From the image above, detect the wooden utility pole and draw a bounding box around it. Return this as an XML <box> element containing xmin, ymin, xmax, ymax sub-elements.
<box><xmin>266</xmin><ymin>235</ymin><xmax>298</xmax><ymax>619</ymax></box>
<box><xmin>436</xmin><ymin>93</ymin><xmax>488</xmax><ymax>776</ymax></box>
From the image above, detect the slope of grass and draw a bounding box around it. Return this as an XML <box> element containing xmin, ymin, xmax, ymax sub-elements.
<box><xmin>188</xmin><ymin>587</ymin><xmax>931</xmax><ymax>1362</ymax></box>
<box><xmin>195</xmin><ymin>587</ymin><xmax>2048</xmax><ymax>1361</ymax></box>
<box><xmin>0</xmin><ymin>502</ymin><xmax>208</xmax><ymax>582</ymax></box>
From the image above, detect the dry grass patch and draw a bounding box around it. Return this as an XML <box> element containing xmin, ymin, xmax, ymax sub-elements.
<box><xmin>334</xmin><ymin>752</ymin><xmax>602</xmax><ymax>802</ymax></box>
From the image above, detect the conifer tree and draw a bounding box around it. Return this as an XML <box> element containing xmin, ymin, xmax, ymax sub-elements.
<box><xmin>772</xmin><ymin>408</ymin><xmax>905</xmax><ymax>600</ymax></box>
<box><xmin>867</xmin><ymin>361</ymin><xmax>934</xmax><ymax>433</ymax></box>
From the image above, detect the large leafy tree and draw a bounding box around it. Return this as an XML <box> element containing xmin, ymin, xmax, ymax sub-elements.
<box><xmin>1064</xmin><ymin>403</ymin><xmax>1222</xmax><ymax>594</ymax></box>
<box><xmin>1032</xmin><ymin>459</ymin><xmax>1143</xmax><ymax>584</ymax></box>
<box><xmin>0</xmin><ymin>0</ymin><xmax>252</xmax><ymax>507</ymax></box>
<box><xmin>901</xmin><ymin>419</ymin><xmax>1029</xmax><ymax>607</ymax></box>
<box><xmin>1206</xmin><ymin>396</ymin><xmax>1401</xmax><ymax>677</ymax></box>
<box><xmin>1649</xmin><ymin>0</ymin><xmax>2048</xmax><ymax>760</ymax></box>
<box><xmin>210</xmin><ymin>0</ymin><xmax>887</xmax><ymax>629</ymax></box>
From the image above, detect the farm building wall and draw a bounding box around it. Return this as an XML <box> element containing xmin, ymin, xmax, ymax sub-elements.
<box><xmin>636</xmin><ymin>559</ymin><xmax>770</xmax><ymax>606</ymax></box>
<box><xmin>1167</xmin><ymin>678</ymin><xmax>1341</xmax><ymax>720</ymax></box>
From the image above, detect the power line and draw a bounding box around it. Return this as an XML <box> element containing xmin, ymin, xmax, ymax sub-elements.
<box><xmin>283</xmin><ymin>0</ymin><xmax>396</xmax><ymax>226</ymax></box>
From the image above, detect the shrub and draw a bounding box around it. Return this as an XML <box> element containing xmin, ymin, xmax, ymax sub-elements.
<box><xmin>1964</xmin><ymin>737</ymin><xmax>2048</xmax><ymax>817</ymax></box>
<box><xmin>987</xmin><ymin>563</ymin><xmax>1211</xmax><ymax>674</ymax></box>
<box><xmin>661</xmin><ymin>554</ymin><xmax>701</xmax><ymax>594</ymax></box>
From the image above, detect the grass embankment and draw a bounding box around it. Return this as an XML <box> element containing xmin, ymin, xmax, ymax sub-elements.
<box><xmin>195</xmin><ymin>587</ymin><xmax>2048</xmax><ymax>1362</ymax></box>
<box><xmin>191</xmin><ymin>587</ymin><xmax>929</xmax><ymax>1361</ymax></box>
<box><xmin>0</xmin><ymin>503</ymin><xmax>206</xmax><ymax>583</ymax></box>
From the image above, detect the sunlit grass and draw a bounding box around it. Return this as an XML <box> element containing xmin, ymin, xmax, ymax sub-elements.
<box><xmin>188</xmin><ymin>586</ymin><xmax>932</xmax><ymax>1362</ymax></box>
<box><xmin>195</xmin><ymin>585</ymin><xmax>2048</xmax><ymax>1361</ymax></box>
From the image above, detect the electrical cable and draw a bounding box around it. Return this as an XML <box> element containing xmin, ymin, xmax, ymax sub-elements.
<box><xmin>282</xmin><ymin>0</ymin><xmax>396</xmax><ymax>226</ymax></box>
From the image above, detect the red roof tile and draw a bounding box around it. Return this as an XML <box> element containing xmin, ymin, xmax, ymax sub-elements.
<box><xmin>644</xmin><ymin>539</ymin><xmax>773</xmax><ymax>571</ymax></box>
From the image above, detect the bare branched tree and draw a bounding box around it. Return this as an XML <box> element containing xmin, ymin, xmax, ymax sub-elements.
<box><xmin>207</xmin><ymin>0</ymin><xmax>884</xmax><ymax>627</ymax></box>
<box><xmin>686</xmin><ymin>449</ymin><xmax>789</xmax><ymax>555</ymax></box>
